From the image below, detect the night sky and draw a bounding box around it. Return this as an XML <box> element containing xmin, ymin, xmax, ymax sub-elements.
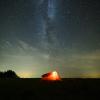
<box><xmin>0</xmin><ymin>0</ymin><xmax>100</xmax><ymax>78</ymax></box>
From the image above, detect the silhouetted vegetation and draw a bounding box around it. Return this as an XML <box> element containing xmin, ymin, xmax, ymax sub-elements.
<box><xmin>0</xmin><ymin>70</ymin><xmax>19</xmax><ymax>78</ymax></box>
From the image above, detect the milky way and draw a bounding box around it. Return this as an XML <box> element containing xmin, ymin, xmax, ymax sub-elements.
<box><xmin>47</xmin><ymin>0</ymin><xmax>56</xmax><ymax>19</ymax></box>
<box><xmin>37</xmin><ymin>0</ymin><xmax>58</xmax><ymax>51</ymax></box>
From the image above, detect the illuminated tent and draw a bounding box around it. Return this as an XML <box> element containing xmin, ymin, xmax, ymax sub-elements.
<box><xmin>41</xmin><ymin>71</ymin><xmax>61</xmax><ymax>81</ymax></box>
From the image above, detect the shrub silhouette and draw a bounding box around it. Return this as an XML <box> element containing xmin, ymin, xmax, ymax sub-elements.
<box><xmin>0</xmin><ymin>70</ymin><xmax>19</xmax><ymax>78</ymax></box>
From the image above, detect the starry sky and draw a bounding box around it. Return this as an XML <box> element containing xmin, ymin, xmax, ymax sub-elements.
<box><xmin>0</xmin><ymin>0</ymin><xmax>100</xmax><ymax>78</ymax></box>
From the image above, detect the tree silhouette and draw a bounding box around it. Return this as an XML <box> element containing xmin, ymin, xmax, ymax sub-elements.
<box><xmin>0</xmin><ymin>70</ymin><xmax>19</xmax><ymax>78</ymax></box>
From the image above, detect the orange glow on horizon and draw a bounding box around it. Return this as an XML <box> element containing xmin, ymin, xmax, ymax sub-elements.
<box><xmin>18</xmin><ymin>72</ymin><xmax>33</xmax><ymax>78</ymax></box>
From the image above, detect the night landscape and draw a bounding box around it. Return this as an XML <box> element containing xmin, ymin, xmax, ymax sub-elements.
<box><xmin>0</xmin><ymin>0</ymin><xmax>100</xmax><ymax>99</ymax></box>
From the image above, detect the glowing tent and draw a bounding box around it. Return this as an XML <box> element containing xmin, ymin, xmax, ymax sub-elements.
<box><xmin>41</xmin><ymin>71</ymin><xmax>61</xmax><ymax>81</ymax></box>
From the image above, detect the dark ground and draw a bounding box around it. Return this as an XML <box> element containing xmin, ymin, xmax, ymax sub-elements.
<box><xmin>0</xmin><ymin>78</ymin><xmax>100</xmax><ymax>100</ymax></box>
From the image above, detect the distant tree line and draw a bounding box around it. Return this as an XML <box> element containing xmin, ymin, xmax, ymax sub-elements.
<box><xmin>0</xmin><ymin>70</ymin><xmax>19</xmax><ymax>78</ymax></box>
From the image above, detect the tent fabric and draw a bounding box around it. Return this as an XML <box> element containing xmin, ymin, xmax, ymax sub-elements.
<box><xmin>41</xmin><ymin>71</ymin><xmax>61</xmax><ymax>81</ymax></box>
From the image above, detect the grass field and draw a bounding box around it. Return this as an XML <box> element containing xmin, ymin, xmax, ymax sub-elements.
<box><xmin>0</xmin><ymin>78</ymin><xmax>100</xmax><ymax>100</ymax></box>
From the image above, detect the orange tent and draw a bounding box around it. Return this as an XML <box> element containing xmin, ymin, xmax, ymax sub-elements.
<box><xmin>41</xmin><ymin>71</ymin><xmax>61</xmax><ymax>81</ymax></box>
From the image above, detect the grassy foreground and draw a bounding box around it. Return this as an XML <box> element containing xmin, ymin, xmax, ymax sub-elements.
<box><xmin>0</xmin><ymin>78</ymin><xmax>100</xmax><ymax>100</ymax></box>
